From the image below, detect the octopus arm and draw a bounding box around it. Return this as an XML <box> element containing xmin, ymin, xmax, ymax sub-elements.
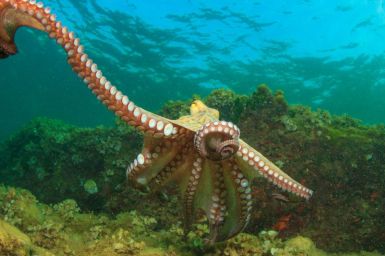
<box><xmin>176</xmin><ymin>155</ymin><xmax>202</xmax><ymax>233</ymax></box>
<box><xmin>126</xmin><ymin>135</ymin><xmax>186</xmax><ymax>186</ymax></box>
<box><xmin>235</xmin><ymin>140</ymin><xmax>313</xmax><ymax>199</ymax></box>
<box><xmin>178</xmin><ymin>158</ymin><xmax>223</xmax><ymax>238</ymax></box>
<box><xmin>148</xmin><ymin>144</ymin><xmax>195</xmax><ymax>191</ymax></box>
<box><xmin>179</xmin><ymin>159</ymin><xmax>251</xmax><ymax>244</ymax></box>
<box><xmin>192</xmin><ymin>160</ymin><xmax>218</xmax><ymax>223</ymax></box>
<box><xmin>215</xmin><ymin>160</ymin><xmax>253</xmax><ymax>242</ymax></box>
<box><xmin>0</xmin><ymin>0</ymin><xmax>186</xmax><ymax>138</ymax></box>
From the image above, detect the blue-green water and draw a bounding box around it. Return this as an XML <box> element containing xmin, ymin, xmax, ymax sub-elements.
<box><xmin>0</xmin><ymin>0</ymin><xmax>385</xmax><ymax>137</ymax></box>
<box><xmin>1</xmin><ymin>0</ymin><xmax>385</xmax><ymax>140</ymax></box>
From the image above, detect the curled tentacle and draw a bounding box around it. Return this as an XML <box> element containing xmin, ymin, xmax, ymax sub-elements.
<box><xmin>194</xmin><ymin>121</ymin><xmax>240</xmax><ymax>161</ymax></box>
<box><xmin>216</xmin><ymin>139</ymin><xmax>240</xmax><ymax>159</ymax></box>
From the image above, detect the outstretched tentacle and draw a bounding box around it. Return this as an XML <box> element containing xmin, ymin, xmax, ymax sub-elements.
<box><xmin>236</xmin><ymin>140</ymin><xmax>313</xmax><ymax>199</ymax></box>
<box><xmin>0</xmin><ymin>0</ymin><xmax>187</xmax><ymax>138</ymax></box>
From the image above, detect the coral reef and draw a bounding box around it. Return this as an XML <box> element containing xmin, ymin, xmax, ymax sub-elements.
<box><xmin>1</xmin><ymin>85</ymin><xmax>385</xmax><ymax>253</ymax></box>
<box><xmin>0</xmin><ymin>185</ymin><xmax>381</xmax><ymax>256</ymax></box>
<box><xmin>0</xmin><ymin>185</ymin><xmax>167</xmax><ymax>255</ymax></box>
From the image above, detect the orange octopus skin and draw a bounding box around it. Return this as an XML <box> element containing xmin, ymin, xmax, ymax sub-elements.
<box><xmin>0</xmin><ymin>0</ymin><xmax>313</xmax><ymax>243</ymax></box>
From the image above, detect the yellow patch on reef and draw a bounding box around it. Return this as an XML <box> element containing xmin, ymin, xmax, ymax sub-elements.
<box><xmin>14</xmin><ymin>195</ymin><xmax>44</xmax><ymax>225</ymax></box>
<box><xmin>279</xmin><ymin>236</ymin><xmax>382</xmax><ymax>256</ymax></box>
<box><xmin>281</xmin><ymin>236</ymin><xmax>326</xmax><ymax>256</ymax></box>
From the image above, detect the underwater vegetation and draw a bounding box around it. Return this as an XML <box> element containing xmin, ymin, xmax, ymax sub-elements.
<box><xmin>0</xmin><ymin>85</ymin><xmax>384</xmax><ymax>255</ymax></box>
<box><xmin>0</xmin><ymin>185</ymin><xmax>382</xmax><ymax>256</ymax></box>
<box><xmin>0</xmin><ymin>117</ymin><xmax>142</xmax><ymax>212</ymax></box>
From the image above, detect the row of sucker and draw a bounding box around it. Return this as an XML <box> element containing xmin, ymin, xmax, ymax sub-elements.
<box><xmin>150</xmin><ymin>142</ymin><xmax>192</xmax><ymax>188</ymax></box>
<box><xmin>237</xmin><ymin>144</ymin><xmax>313</xmax><ymax>199</ymax></box>
<box><xmin>207</xmin><ymin>164</ymin><xmax>227</xmax><ymax>242</ymax></box>
<box><xmin>228</xmin><ymin>161</ymin><xmax>253</xmax><ymax>237</ymax></box>
<box><xmin>7</xmin><ymin>0</ymin><xmax>180</xmax><ymax>138</ymax></box>
<box><xmin>126</xmin><ymin>139</ymin><xmax>177</xmax><ymax>183</ymax></box>
<box><xmin>126</xmin><ymin>151</ymin><xmax>151</xmax><ymax>182</ymax></box>
<box><xmin>183</xmin><ymin>157</ymin><xmax>203</xmax><ymax>232</ymax></box>
<box><xmin>194</xmin><ymin>121</ymin><xmax>240</xmax><ymax>161</ymax></box>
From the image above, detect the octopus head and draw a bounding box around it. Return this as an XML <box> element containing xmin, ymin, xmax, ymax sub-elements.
<box><xmin>190</xmin><ymin>100</ymin><xmax>219</xmax><ymax>119</ymax></box>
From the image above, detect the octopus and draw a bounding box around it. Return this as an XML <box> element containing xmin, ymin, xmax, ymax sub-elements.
<box><xmin>0</xmin><ymin>0</ymin><xmax>313</xmax><ymax>244</ymax></box>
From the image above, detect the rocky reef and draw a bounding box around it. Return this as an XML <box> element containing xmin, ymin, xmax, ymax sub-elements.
<box><xmin>0</xmin><ymin>185</ymin><xmax>381</xmax><ymax>256</ymax></box>
<box><xmin>0</xmin><ymin>85</ymin><xmax>384</xmax><ymax>254</ymax></box>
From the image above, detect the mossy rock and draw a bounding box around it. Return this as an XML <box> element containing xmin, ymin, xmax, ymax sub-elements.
<box><xmin>281</xmin><ymin>236</ymin><xmax>326</xmax><ymax>256</ymax></box>
<box><xmin>0</xmin><ymin>185</ymin><xmax>383</xmax><ymax>256</ymax></box>
<box><xmin>0</xmin><ymin>219</ymin><xmax>53</xmax><ymax>256</ymax></box>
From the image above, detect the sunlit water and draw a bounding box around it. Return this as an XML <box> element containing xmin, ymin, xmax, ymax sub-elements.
<box><xmin>1</xmin><ymin>0</ymin><xmax>385</xmax><ymax>140</ymax></box>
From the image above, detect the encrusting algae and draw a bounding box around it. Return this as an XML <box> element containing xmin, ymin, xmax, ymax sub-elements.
<box><xmin>0</xmin><ymin>85</ymin><xmax>384</xmax><ymax>255</ymax></box>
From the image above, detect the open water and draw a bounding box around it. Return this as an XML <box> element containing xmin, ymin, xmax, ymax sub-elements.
<box><xmin>1</xmin><ymin>0</ymin><xmax>385</xmax><ymax>140</ymax></box>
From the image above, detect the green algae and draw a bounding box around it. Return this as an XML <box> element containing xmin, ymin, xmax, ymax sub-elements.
<box><xmin>0</xmin><ymin>185</ymin><xmax>160</xmax><ymax>255</ymax></box>
<box><xmin>0</xmin><ymin>219</ymin><xmax>54</xmax><ymax>256</ymax></box>
<box><xmin>0</xmin><ymin>85</ymin><xmax>385</xmax><ymax>254</ymax></box>
<box><xmin>83</xmin><ymin>179</ymin><xmax>98</xmax><ymax>194</ymax></box>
